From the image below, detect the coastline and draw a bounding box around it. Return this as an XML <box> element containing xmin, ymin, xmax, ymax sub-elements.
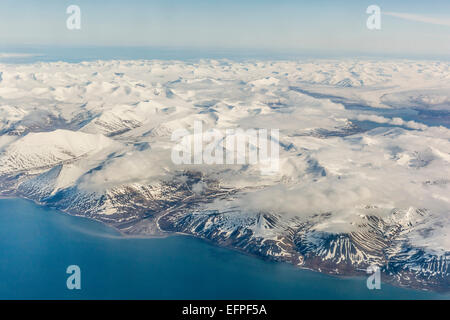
<box><xmin>0</xmin><ymin>194</ymin><xmax>449</xmax><ymax>296</ymax></box>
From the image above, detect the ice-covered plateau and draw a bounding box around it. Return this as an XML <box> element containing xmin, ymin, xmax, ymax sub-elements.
<box><xmin>0</xmin><ymin>59</ymin><xmax>449</xmax><ymax>291</ymax></box>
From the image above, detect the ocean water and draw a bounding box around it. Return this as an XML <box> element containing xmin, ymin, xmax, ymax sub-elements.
<box><xmin>0</xmin><ymin>198</ymin><xmax>448</xmax><ymax>300</ymax></box>
<box><xmin>2</xmin><ymin>46</ymin><xmax>448</xmax><ymax>65</ymax></box>
<box><xmin>0</xmin><ymin>46</ymin><xmax>318</xmax><ymax>64</ymax></box>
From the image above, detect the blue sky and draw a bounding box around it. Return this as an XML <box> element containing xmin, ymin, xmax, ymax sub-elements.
<box><xmin>0</xmin><ymin>0</ymin><xmax>449</xmax><ymax>57</ymax></box>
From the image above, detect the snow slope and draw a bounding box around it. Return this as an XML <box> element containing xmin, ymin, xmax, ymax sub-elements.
<box><xmin>0</xmin><ymin>58</ymin><xmax>449</xmax><ymax>290</ymax></box>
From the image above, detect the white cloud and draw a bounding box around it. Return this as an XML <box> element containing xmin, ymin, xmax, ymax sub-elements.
<box><xmin>384</xmin><ymin>12</ymin><xmax>450</xmax><ymax>27</ymax></box>
<box><xmin>0</xmin><ymin>53</ymin><xmax>42</xmax><ymax>59</ymax></box>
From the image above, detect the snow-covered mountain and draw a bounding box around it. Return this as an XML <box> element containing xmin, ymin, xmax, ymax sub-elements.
<box><xmin>0</xmin><ymin>59</ymin><xmax>449</xmax><ymax>291</ymax></box>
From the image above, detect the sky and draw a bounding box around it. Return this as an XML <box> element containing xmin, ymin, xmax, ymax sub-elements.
<box><xmin>0</xmin><ymin>0</ymin><xmax>449</xmax><ymax>58</ymax></box>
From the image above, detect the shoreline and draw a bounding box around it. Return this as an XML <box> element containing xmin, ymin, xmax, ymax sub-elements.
<box><xmin>0</xmin><ymin>194</ymin><xmax>449</xmax><ymax>295</ymax></box>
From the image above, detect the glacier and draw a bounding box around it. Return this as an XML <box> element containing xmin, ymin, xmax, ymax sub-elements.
<box><xmin>0</xmin><ymin>59</ymin><xmax>449</xmax><ymax>291</ymax></box>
